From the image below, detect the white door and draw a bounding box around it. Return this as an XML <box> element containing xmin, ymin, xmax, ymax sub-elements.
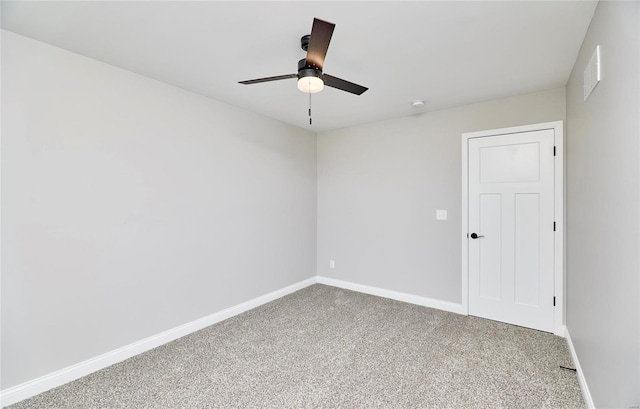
<box><xmin>468</xmin><ymin>129</ymin><xmax>555</xmax><ymax>332</ymax></box>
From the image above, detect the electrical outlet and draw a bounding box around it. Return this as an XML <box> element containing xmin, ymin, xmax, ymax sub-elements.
<box><xmin>436</xmin><ymin>210</ymin><xmax>447</xmax><ymax>220</ymax></box>
<box><xmin>329</xmin><ymin>260</ymin><xmax>335</xmax><ymax>269</ymax></box>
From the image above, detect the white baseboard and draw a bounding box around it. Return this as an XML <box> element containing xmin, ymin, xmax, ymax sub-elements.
<box><xmin>564</xmin><ymin>326</ymin><xmax>595</xmax><ymax>409</ymax></box>
<box><xmin>316</xmin><ymin>276</ymin><xmax>465</xmax><ymax>315</ymax></box>
<box><xmin>1</xmin><ymin>275</ymin><xmax>466</xmax><ymax>407</ymax></box>
<box><xmin>0</xmin><ymin>277</ymin><xmax>316</xmax><ymax>408</ymax></box>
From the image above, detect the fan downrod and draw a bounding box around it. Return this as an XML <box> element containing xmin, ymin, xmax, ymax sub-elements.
<box><xmin>301</xmin><ymin>34</ymin><xmax>311</xmax><ymax>52</ymax></box>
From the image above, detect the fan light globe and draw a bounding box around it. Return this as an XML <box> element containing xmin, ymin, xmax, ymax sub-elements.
<box><xmin>298</xmin><ymin>76</ymin><xmax>324</xmax><ymax>93</ymax></box>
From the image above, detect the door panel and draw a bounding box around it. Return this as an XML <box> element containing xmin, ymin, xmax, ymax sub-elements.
<box><xmin>479</xmin><ymin>142</ymin><xmax>540</xmax><ymax>183</ymax></box>
<box><xmin>468</xmin><ymin>129</ymin><xmax>554</xmax><ymax>332</ymax></box>
<box><xmin>479</xmin><ymin>194</ymin><xmax>501</xmax><ymax>300</ymax></box>
<box><xmin>514</xmin><ymin>193</ymin><xmax>540</xmax><ymax>307</ymax></box>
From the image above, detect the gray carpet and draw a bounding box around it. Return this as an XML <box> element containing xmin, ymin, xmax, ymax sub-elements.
<box><xmin>8</xmin><ymin>284</ymin><xmax>584</xmax><ymax>408</ymax></box>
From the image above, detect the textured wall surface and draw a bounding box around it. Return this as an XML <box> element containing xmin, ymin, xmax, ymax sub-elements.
<box><xmin>317</xmin><ymin>88</ymin><xmax>565</xmax><ymax>303</ymax></box>
<box><xmin>1</xmin><ymin>31</ymin><xmax>317</xmax><ymax>389</ymax></box>
<box><xmin>565</xmin><ymin>1</ymin><xmax>640</xmax><ymax>407</ymax></box>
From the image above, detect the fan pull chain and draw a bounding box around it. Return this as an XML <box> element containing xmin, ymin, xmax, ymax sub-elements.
<box><xmin>308</xmin><ymin>91</ymin><xmax>312</xmax><ymax>125</ymax></box>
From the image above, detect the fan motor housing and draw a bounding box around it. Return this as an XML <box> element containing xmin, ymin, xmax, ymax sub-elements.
<box><xmin>297</xmin><ymin>58</ymin><xmax>323</xmax><ymax>80</ymax></box>
<box><xmin>298</xmin><ymin>68</ymin><xmax>323</xmax><ymax>81</ymax></box>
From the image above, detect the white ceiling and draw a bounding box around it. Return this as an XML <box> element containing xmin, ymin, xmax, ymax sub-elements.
<box><xmin>1</xmin><ymin>1</ymin><xmax>597</xmax><ymax>132</ymax></box>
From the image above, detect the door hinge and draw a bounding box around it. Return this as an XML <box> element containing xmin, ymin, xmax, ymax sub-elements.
<box><xmin>553</xmin><ymin>221</ymin><xmax>556</xmax><ymax>231</ymax></box>
<box><xmin>553</xmin><ymin>146</ymin><xmax>556</xmax><ymax>156</ymax></box>
<box><xmin>553</xmin><ymin>296</ymin><xmax>556</xmax><ymax>306</ymax></box>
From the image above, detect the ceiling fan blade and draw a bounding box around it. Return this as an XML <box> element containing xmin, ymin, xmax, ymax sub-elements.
<box><xmin>323</xmin><ymin>74</ymin><xmax>368</xmax><ymax>95</ymax></box>
<box><xmin>306</xmin><ymin>18</ymin><xmax>335</xmax><ymax>70</ymax></box>
<box><xmin>239</xmin><ymin>74</ymin><xmax>297</xmax><ymax>85</ymax></box>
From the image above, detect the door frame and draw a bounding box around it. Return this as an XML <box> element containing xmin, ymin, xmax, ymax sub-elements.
<box><xmin>461</xmin><ymin>121</ymin><xmax>564</xmax><ymax>336</ymax></box>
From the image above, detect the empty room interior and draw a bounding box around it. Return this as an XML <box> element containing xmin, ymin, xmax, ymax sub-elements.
<box><xmin>1</xmin><ymin>1</ymin><xmax>639</xmax><ymax>408</ymax></box>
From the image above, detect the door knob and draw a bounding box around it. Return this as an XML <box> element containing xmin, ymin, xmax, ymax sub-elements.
<box><xmin>470</xmin><ymin>233</ymin><xmax>485</xmax><ymax>239</ymax></box>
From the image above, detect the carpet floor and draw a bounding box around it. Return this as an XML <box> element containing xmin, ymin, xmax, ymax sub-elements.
<box><xmin>7</xmin><ymin>284</ymin><xmax>584</xmax><ymax>408</ymax></box>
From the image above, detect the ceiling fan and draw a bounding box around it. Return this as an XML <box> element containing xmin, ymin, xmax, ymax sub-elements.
<box><xmin>239</xmin><ymin>18</ymin><xmax>368</xmax><ymax>96</ymax></box>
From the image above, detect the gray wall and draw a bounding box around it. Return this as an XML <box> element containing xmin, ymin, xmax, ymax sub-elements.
<box><xmin>1</xmin><ymin>31</ymin><xmax>317</xmax><ymax>389</ymax></box>
<box><xmin>565</xmin><ymin>1</ymin><xmax>640</xmax><ymax>407</ymax></box>
<box><xmin>317</xmin><ymin>88</ymin><xmax>566</xmax><ymax>303</ymax></box>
